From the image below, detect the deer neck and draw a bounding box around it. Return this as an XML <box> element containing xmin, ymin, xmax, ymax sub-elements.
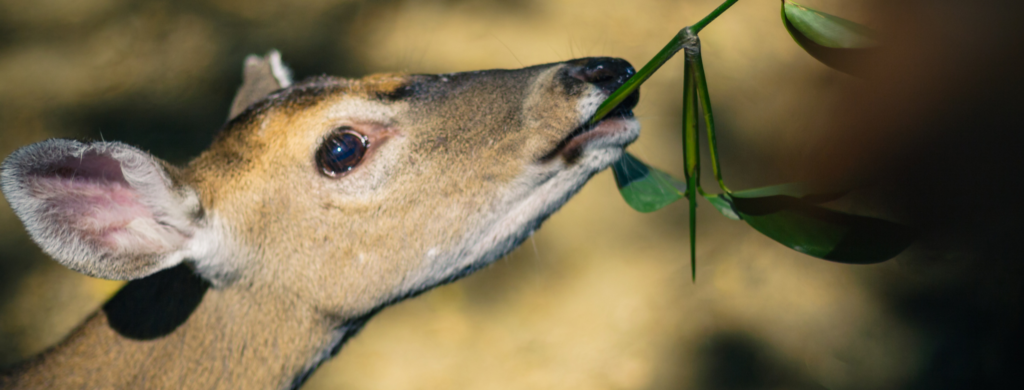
<box><xmin>4</xmin><ymin>265</ymin><xmax>355</xmax><ymax>390</ymax></box>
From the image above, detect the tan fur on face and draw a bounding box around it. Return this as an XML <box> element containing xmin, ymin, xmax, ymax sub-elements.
<box><xmin>186</xmin><ymin>62</ymin><xmax>630</xmax><ymax>317</ymax></box>
<box><xmin>0</xmin><ymin>58</ymin><xmax>638</xmax><ymax>390</ymax></box>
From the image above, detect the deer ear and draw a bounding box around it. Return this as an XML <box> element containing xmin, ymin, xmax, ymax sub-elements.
<box><xmin>227</xmin><ymin>49</ymin><xmax>293</xmax><ymax>121</ymax></box>
<box><xmin>1</xmin><ymin>139</ymin><xmax>205</xmax><ymax>280</ymax></box>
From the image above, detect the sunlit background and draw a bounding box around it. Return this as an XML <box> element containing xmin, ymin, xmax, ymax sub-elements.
<box><xmin>2</xmin><ymin>0</ymin><xmax>1022</xmax><ymax>389</ymax></box>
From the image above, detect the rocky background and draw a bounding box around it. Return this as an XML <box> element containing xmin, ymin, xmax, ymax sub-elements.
<box><xmin>2</xmin><ymin>1</ymin><xmax>1022</xmax><ymax>389</ymax></box>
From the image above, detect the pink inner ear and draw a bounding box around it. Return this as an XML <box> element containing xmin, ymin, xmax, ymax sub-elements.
<box><xmin>29</xmin><ymin>152</ymin><xmax>158</xmax><ymax>249</ymax></box>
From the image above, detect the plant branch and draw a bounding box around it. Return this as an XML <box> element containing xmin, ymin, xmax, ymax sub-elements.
<box><xmin>683</xmin><ymin>60</ymin><xmax>700</xmax><ymax>282</ymax></box>
<box><xmin>588</xmin><ymin>29</ymin><xmax>694</xmax><ymax>125</ymax></box>
<box><xmin>689</xmin><ymin>46</ymin><xmax>731</xmax><ymax>193</ymax></box>
<box><xmin>588</xmin><ymin>0</ymin><xmax>740</xmax><ymax>125</ymax></box>
<box><xmin>691</xmin><ymin>0</ymin><xmax>740</xmax><ymax>34</ymax></box>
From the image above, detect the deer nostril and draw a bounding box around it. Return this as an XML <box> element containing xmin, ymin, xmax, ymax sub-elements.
<box><xmin>587</xmin><ymin>67</ymin><xmax>616</xmax><ymax>83</ymax></box>
<box><xmin>572</xmin><ymin>57</ymin><xmax>636</xmax><ymax>94</ymax></box>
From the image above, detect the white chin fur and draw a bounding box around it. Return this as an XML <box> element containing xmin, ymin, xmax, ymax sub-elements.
<box><xmin>401</xmin><ymin>118</ymin><xmax>640</xmax><ymax>295</ymax></box>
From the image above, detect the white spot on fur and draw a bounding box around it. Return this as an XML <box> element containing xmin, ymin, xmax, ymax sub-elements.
<box><xmin>267</xmin><ymin>50</ymin><xmax>293</xmax><ymax>88</ymax></box>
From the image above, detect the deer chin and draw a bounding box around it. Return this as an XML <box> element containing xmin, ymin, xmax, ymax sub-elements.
<box><xmin>397</xmin><ymin>117</ymin><xmax>639</xmax><ymax>299</ymax></box>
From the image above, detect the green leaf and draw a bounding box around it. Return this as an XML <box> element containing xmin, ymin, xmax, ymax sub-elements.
<box><xmin>783</xmin><ymin>1</ymin><xmax>876</xmax><ymax>48</ymax></box>
<box><xmin>710</xmin><ymin>186</ymin><xmax>915</xmax><ymax>264</ymax></box>
<box><xmin>702</xmin><ymin>192</ymin><xmax>741</xmax><ymax>220</ymax></box>
<box><xmin>730</xmin><ymin>182</ymin><xmax>848</xmax><ymax>204</ymax></box>
<box><xmin>611</xmin><ymin>153</ymin><xmax>687</xmax><ymax>213</ymax></box>
<box><xmin>782</xmin><ymin>0</ymin><xmax>878</xmax><ymax>76</ymax></box>
<box><xmin>704</xmin><ymin>182</ymin><xmax>848</xmax><ymax>221</ymax></box>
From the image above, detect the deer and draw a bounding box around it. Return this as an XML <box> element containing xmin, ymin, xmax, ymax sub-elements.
<box><xmin>0</xmin><ymin>50</ymin><xmax>639</xmax><ymax>389</ymax></box>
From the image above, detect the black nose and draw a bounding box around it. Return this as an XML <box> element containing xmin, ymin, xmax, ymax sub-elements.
<box><xmin>570</xmin><ymin>57</ymin><xmax>636</xmax><ymax>95</ymax></box>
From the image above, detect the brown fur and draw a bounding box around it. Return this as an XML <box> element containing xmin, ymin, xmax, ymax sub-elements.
<box><xmin>0</xmin><ymin>56</ymin><xmax>639</xmax><ymax>389</ymax></box>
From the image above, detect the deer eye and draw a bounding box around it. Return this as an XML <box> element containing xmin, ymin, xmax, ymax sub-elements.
<box><xmin>317</xmin><ymin>128</ymin><xmax>369</xmax><ymax>177</ymax></box>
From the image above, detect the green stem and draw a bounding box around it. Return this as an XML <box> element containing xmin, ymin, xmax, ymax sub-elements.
<box><xmin>683</xmin><ymin>65</ymin><xmax>700</xmax><ymax>181</ymax></box>
<box><xmin>691</xmin><ymin>0</ymin><xmax>740</xmax><ymax>34</ymax></box>
<box><xmin>688</xmin><ymin>174</ymin><xmax>697</xmax><ymax>282</ymax></box>
<box><xmin>588</xmin><ymin>0</ymin><xmax>740</xmax><ymax>125</ymax></box>
<box><xmin>683</xmin><ymin>59</ymin><xmax>700</xmax><ymax>282</ymax></box>
<box><xmin>690</xmin><ymin>48</ymin><xmax>731</xmax><ymax>193</ymax></box>
<box><xmin>588</xmin><ymin>29</ymin><xmax>692</xmax><ymax>125</ymax></box>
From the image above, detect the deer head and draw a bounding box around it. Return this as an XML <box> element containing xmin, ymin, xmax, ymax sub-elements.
<box><xmin>0</xmin><ymin>51</ymin><xmax>638</xmax><ymax>389</ymax></box>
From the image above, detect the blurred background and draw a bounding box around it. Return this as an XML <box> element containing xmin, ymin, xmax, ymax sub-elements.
<box><xmin>2</xmin><ymin>0</ymin><xmax>1022</xmax><ymax>389</ymax></box>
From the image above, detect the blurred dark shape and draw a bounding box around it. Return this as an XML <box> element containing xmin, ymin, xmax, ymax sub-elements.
<box><xmin>694</xmin><ymin>332</ymin><xmax>826</xmax><ymax>390</ymax></box>
<box><xmin>0</xmin><ymin>234</ymin><xmax>45</xmax><ymax>315</ymax></box>
<box><xmin>75</xmin><ymin>102</ymin><xmax>228</xmax><ymax>164</ymax></box>
<box><xmin>811</xmin><ymin>0</ymin><xmax>1024</xmax><ymax>388</ymax></box>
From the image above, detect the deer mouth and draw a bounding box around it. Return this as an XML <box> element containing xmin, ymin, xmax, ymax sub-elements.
<box><xmin>542</xmin><ymin>91</ymin><xmax>640</xmax><ymax>162</ymax></box>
